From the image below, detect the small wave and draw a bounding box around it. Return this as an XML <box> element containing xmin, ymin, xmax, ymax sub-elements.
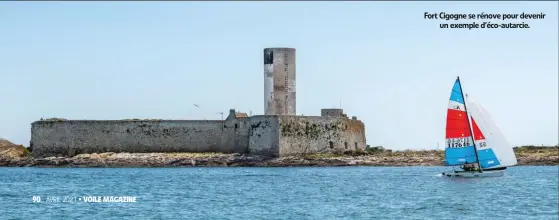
<box><xmin>0</xmin><ymin>193</ymin><xmax>18</xmax><ymax>198</ymax></box>
<box><xmin>238</xmin><ymin>174</ymin><xmax>284</xmax><ymax>177</ymax></box>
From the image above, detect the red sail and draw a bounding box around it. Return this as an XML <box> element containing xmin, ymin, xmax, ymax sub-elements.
<box><xmin>471</xmin><ymin>117</ymin><xmax>486</xmax><ymax>141</ymax></box>
<box><xmin>446</xmin><ymin>109</ymin><xmax>472</xmax><ymax>139</ymax></box>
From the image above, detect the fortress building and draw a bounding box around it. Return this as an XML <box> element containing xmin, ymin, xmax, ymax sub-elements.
<box><xmin>30</xmin><ymin>48</ymin><xmax>367</xmax><ymax>157</ymax></box>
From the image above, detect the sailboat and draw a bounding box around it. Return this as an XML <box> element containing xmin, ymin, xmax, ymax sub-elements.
<box><xmin>441</xmin><ymin>76</ymin><xmax>518</xmax><ymax>178</ymax></box>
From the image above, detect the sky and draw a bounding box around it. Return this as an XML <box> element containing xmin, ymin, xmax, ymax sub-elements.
<box><xmin>0</xmin><ymin>2</ymin><xmax>557</xmax><ymax>150</ymax></box>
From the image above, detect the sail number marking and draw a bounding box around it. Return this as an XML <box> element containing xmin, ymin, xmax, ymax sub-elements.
<box><xmin>446</xmin><ymin>137</ymin><xmax>473</xmax><ymax>148</ymax></box>
<box><xmin>477</xmin><ymin>141</ymin><xmax>488</xmax><ymax>148</ymax></box>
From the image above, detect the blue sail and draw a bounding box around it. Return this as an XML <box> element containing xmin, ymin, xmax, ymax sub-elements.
<box><xmin>445</xmin><ymin>78</ymin><xmax>478</xmax><ymax>166</ymax></box>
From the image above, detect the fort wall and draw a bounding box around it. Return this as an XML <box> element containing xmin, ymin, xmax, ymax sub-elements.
<box><xmin>30</xmin><ymin>111</ymin><xmax>366</xmax><ymax>158</ymax></box>
<box><xmin>278</xmin><ymin>116</ymin><xmax>366</xmax><ymax>156</ymax></box>
<box><xmin>31</xmin><ymin>120</ymin><xmax>235</xmax><ymax>157</ymax></box>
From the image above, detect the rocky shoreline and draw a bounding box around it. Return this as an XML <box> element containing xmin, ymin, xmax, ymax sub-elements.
<box><xmin>1</xmin><ymin>151</ymin><xmax>557</xmax><ymax>168</ymax></box>
<box><xmin>1</xmin><ymin>138</ymin><xmax>557</xmax><ymax>167</ymax></box>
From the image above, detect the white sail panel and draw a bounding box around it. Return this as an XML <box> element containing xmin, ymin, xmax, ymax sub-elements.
<box><xmin>467</xmin><ymin>99</ymin><xmax>518</xmax><ymax>169</ymax></box>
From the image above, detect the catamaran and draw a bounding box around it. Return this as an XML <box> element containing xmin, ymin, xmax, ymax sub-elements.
<box><xmin>442</xmin><ymin>76</ymin><xmax>518</xmax><ymax>178</ymax></box>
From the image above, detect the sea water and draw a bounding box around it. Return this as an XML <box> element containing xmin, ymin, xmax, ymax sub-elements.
<box><xmin>1</xmin><ymin>166</ymin><xmax>557</xmax><ymax>220</ymax></box>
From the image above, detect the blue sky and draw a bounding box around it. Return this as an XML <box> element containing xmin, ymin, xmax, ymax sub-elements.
<box><xmin>1</xmin><ymin>2</ymin><xmax>557</xmax><ymax>150</ymax></box>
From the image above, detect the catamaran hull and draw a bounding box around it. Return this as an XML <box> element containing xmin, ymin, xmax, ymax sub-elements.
<box><xmin>442</xmin><ymin>170</ymin><xmax>504</xmax><ymax>178</ymax></box>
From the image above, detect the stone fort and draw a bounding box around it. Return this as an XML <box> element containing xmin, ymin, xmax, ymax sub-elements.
<box><xmin>30</xmin><ymin>48</ymin><xmax>367</xmax><ymax>157</ymax></box>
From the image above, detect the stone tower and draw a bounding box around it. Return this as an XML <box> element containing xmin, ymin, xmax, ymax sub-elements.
<box><xmin>263</xmin><ymin>48</ymin><xmax>296</xmax><ymax>115</ymax></box>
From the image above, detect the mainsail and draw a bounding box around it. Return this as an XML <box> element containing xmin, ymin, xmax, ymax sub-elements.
<box><xmin>445</xmin><ymin>78</ymin><xmax>477</xmax><ymax>166</ymax></box>
<box><xmin>466</xmin><ymin>99</ymin><xmax>518</xmax><ymax>169</ymax></box>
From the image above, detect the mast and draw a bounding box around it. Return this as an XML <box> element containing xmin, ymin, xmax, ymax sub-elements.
<box><xmin>457</xmin><ymin>76</ymin><xmax>482</xmax><ymax>172</ymax></box>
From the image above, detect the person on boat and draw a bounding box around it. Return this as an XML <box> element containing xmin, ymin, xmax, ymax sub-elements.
<box><xmin>462</xmin><ymin>164</ymin><xmax>478</xmax><ymax>171</ymax></box>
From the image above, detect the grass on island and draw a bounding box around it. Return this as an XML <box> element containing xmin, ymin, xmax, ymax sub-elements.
<box><xmin>302</xmin><ymin>145</ymin><xmax>558</xmax><ymax>159</ymax></box>
<box><xmin>513</xmin><ymin>145</ymin><xmax>559</xmax><ymax>157</ymax></box>
<box><xmin>74</xmin><ymin>151</ymin><xmax>229</xmax><ymax>159</ymax></box>
<box><xmin>0</xmin><ymin>138</ymin><xmax>30</xmax><ymax>158</ymax></box>
<box><xmin>163</xmin><ymin>152</ymin><xmax>228</xmax><ymax>158</ymax></box>
<box><xmin>303</xmin><ymin>149</ymin><xmax>442</xmax><ymax>159</ymax></box>
<box><xmin>39</xmin><ymin>118</ymin><xmax>67</xmax><ymax>121</ymax></box>
<box><xmin>120</xmin><ymin>119</ymin><xmax>164</xmax><ymax>121</ymax></box>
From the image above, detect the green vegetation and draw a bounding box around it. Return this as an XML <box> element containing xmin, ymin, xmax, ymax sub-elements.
<box><xmin>41</xmin><ymin>118</ymin><xmax>67</xmax><ymax>121</ymax></box>
<box><xmin>302</xmin><ymin>146</ymin><xmax>393</xmax><ymax>159</ymax></box>
<box><xmin>301</xmin><ymin>145</ymin><xmax>558</xmax><ymax>159</ymax></box>
<box><xmin>163</xmin><ymin>152</ymin><xmax>227</xmax><ymax>158</ymax></box>
<box><xmin>303</xmin><ymin>153</ymin><xmax>344</xmax><ymax>159</ymax></box>
<box><xmin>365</xmin><ymin>145</ymin><xmax>391</xmax><ymax>153</ymax></box>
<box><xmin>0</xmin><ymin>138</ymin><xmax>30</xmax><ymax>158</ymax></box>
<box><xmin>280</xmin><ymin>121</ymin><xmax>330</xmax><ymax>139</ymax></box>
<box><xmin>121</xmin><ymin>119</ymin><xmax>163</xmax><ymax>121</ymax></box>
<box><xmin>514</xmin><ymin>145</ymin><xmax>558</xmax><ymax>157</ymax></box>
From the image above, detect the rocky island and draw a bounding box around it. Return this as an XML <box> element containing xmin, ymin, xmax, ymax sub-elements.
<box><xmin>1</xmin><ymin>139</ymin><xmax>557</xmax><ymax>167</ymax></box>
